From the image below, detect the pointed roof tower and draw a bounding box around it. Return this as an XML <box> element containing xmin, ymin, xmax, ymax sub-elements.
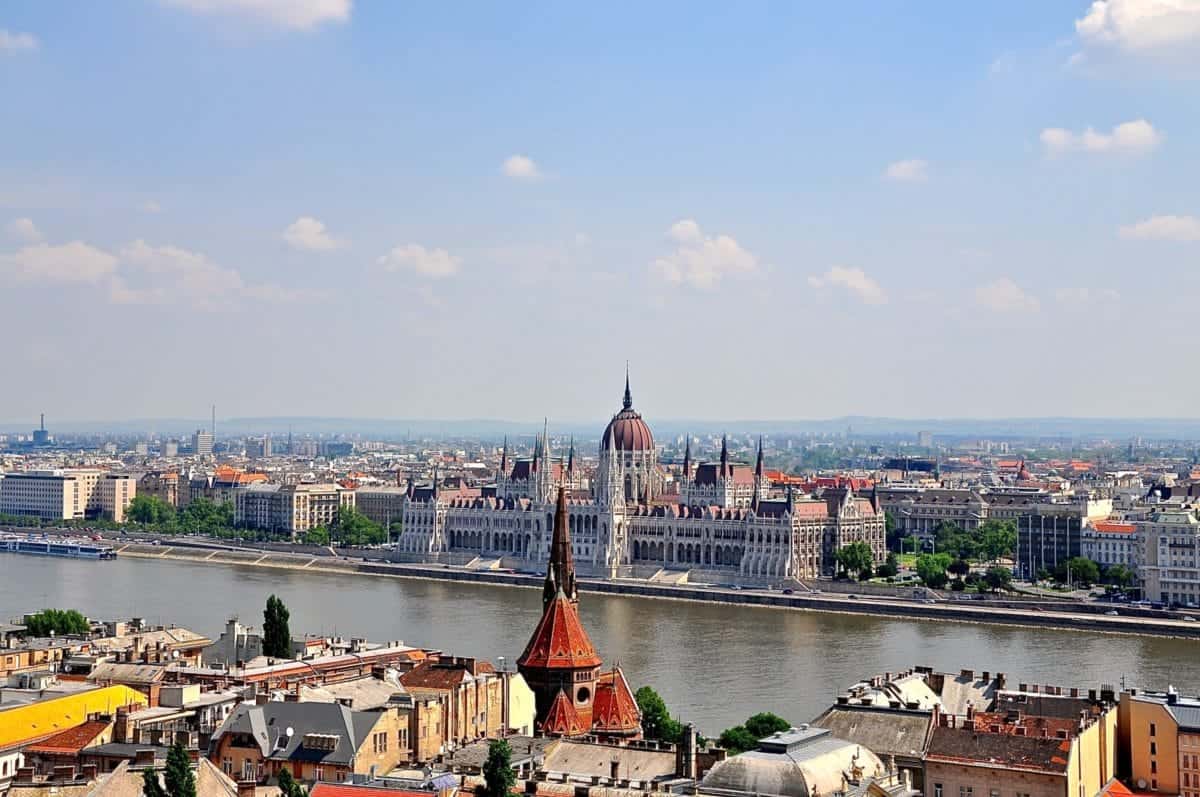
<box><xmin>500</xmin><ymin>435</ymin><xmax>508</xmax><ymax>476</ymax></box>
<box><xmin>567</xmin><ymin>437</ymin><xmax>575</xmax><ymax>476</ymax></box>
<box><xmin>682</xmin><ymin>435</ymin><xmax>691</xmax><ymax>481</ymax></box>
<box><xmin>542</xmin><ymin>487</ymin><xmax>578</xmax><ymax>608</ymax></box>
<box><xmin>623</xmin><ymin>362</ymin><xmax>633</xmax><ymax>411</ymax></box>
<box><xmin>755</xmin><ymin>435</ymin><xmax>764</xmax><ymax>479</ymax></box>
<box><xmin>720</xmin><ymin>434</ymin><xmax>729</xmax><ymax>478</ymax></box>
<box><xmin>541</xmin><ymin>689</ymin><xmax>588</xmax><ymax>737</ymax></box>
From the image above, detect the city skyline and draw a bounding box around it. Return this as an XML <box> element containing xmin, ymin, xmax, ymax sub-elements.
<box><xmin>3</xmin><ymin>1</ymin><xmax>1200</xmax><ymax>421</ymax></box>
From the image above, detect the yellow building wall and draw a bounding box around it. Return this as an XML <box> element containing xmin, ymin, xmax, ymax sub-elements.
<box><xmin>1069</xmin><ymin>708</ymin><xmax>1118</xmax><ymax>797</ymax></box>
<box><xmin>506</xmin><ymin>673</ymin><xmax>536</xmax><ymax>737</ymax></box>
<box><xmin>0</xmin><ymin>685</ymin><xmax>148</xmax><ymax>748</ymax></box>
<box><xmin>1125</xmin><ymin>698</ymin><xmax>1179</xmax><ymax>794</ymax></box>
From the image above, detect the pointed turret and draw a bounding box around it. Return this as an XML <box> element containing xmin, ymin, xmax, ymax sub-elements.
<box><xmin>430</xmin><ymin>466</ymin><xmax>439</xmax><ymax>500</ymax></box>
<box><xmin>755</xmin><ymin>435</ymin><xmax>764</xmax><ymax>479</ymax></box>
<box><xmin>500</xmin><ymin>435</ymin><xmax>508</xmax><ymax>475</ymax></box>
<box><xmin>682</xmin><ymin>435</ymin><xmax>691</xmax><ymax>481</ymax></box>
<box><xmin>719</xmin><ymin>434</ymin><xmax>729</xmax><ymax>478</ymax></box>
<box><xmin>567</xmin><ymin>437</ymin><xmax>575</xmax><ymax>476</ymax></box>
<box><xmin>623</xmin><ymin>364</ymin><xmax>633</xmax><ymax>411</ymax></box>
<box><xmin>543</xmin><ymin>487</ymin><xmax>578</xmax><ymax>608</ymax></box>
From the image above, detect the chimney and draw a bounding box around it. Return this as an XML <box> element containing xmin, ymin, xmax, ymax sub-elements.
<box><xmin>238</xmin><ymin>782</ymin><xmax>257</xmax><ymax>797</ymax></box>
<box><xmin>15</xmin><ymin>768</ymin><xmax>35</xmax><ymax>784</ymax></box>
<box><xmin>52</xmin><ymin>766</ymin><xmax>76</xmax><ymax>783</ymax></box>
<box><xmin>82</xmin><ymin>765</ymin><xmax>98</xmax><ymax>781</ymax></box>
<box><xmin>135</xmin><ymin>749</ymin><xmax>158</xmax><ymax>766</ymax></box>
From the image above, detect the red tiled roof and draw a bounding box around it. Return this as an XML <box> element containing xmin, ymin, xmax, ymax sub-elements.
<box><xmin>23</xmin><ymin>720</ymin><xmax>109</xmax><ymax>756</ymax></box>
<box><xmin>541</xmin><ymin>689</ymin><xmax>587</xmax><ymax>737</ymax></box>
<box><xmin>517</xmin><ymin>595</ymin><xmax>601</xmax><ymax>670</ymax></box>
<box><xmin>1092</xmin><ymin>521</ymin><xmax>1136</xmax><ymax>534</ymax></box>
<box><xmin>312</xmin><ymin>785</ymin><xmax>433</xmax><ymax>797</ymax></box>
<box><xmin>1100</xmin><ymin>781</ymin><xmax>1134</xmax><ymax>797</ymax></box>
<box><xmin>591</xmin><ymin>667</ymin><xmax>641</xmax><ymax>736</ymax></box>
<box><xmin>400</xmin><ymin>659</ymin><xmax>493</xmax><ymax>691</ymax></box>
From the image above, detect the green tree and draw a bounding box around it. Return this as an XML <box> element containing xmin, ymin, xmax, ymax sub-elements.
<box><xmin>142</xmin><ymin>768</ymin><xmax>167</xmax><ymax>797</ymax></box>
<box><xmin>978</xmin><ymin>520</ymin><xmax>1018</xmax><ymax>563</ymax></box>
<box><xmin>163</xmin><ymin>740</ymin><xmax>196</xmax><ymax>797</ymax></box>
<box><xmin>24</xmin><ymin>609</ymin><xmax>90</xmax><ymax>637</ymax></box>
<box><xmin>635</xmin><ymin>686</ymin><xmax>683</xmax><ymax>744</ymax></box>
<box><xmin>1068</xmin><ymin>557</ymin><xmax>1101</xmax><ymax>587</ymax></box>
<box><xmin>717</xmin><ymin>725</ymin><xmax>759</xmax><ymax>755</ymax></box>
<box><xmin>128</xmin><ymin>495</ymin><xmax>176</xmax><ymax>526</ymax></box>
<box><xmin>482</xmin><ymin>739</ymin><xmax>516</xmax><ymax>797</ymax></box>
<box><xmin>835</xmin><ymin>542</ymin><xmax>874</xmax><ymax>580</ymax></box>
<box><xmin>331</xmin><ymin>507</ymin><xmax>385</xmax><ymax>546</ymax></box>
<box><xmin>984</xmin><ymin>566</ymin><xmax>1013</xmax><ymax>592</ymax></box>
<box><xmin>302</xmin><ymin>527</ymin><xmax>330</xmax><ymax>546</ymax></box>
<box><xmin>948</xmin><ymin>558</ymin><xmax>971</xmax><ymax>578</ymax></box>
<box><xmin>1035</xmin><ymin>567</ymin><xmax>1052</xmax><ymax>584</ymax></box>
<box><xmin>262</xmin><ymin>594</ymin><xmax>291</xmax><ymax>659</ymax></box>
<box><xmin>177</xmin><ymin>498</ymin><xmax>234</xmax><ymax>535</ymax></box>
<box><xmin>876</xmin><ymin>552</ymin><xmax>899</xmax><ymax>579</ymax></box>
<box><xmin>743</xmin><ymin>712</ymin><xmax>791</xmax><ymax>739</ymax></box>
<box><xmin>1104</xmin><ymin>564</ymin><xmax>1135</xmax><ymax>589</ymax></box>
<box><xmin>277</xmin><ymin>768</ymin><xmax>305</xmax><ymax>797</ymax></box>
<box><xmin>915</xmin><ymin>553</ymin><xmax>952</xmax><ymax>588</ymax></box>
<box><xmin>884</xmin><ymin>511</ymin><xmax>902</xmax><ymax>551</ymax></box>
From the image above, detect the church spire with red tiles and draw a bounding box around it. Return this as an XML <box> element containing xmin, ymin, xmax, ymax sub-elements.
<box><xmin>542</xmin><ymin>486</ymin><xmax>578</xmax><ymax>608</ymax></box>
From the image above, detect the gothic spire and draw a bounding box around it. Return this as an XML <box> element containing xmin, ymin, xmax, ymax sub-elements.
<box><xmin>682</xmin><ymin>435</ymin><xmax>691</xmax><ymax>480</ymax></box>
<box><xmin>622</xmin><ymin>364</ymin><xmax>633</xmax><ymax>411</ymax></box>
<box><xmin>720</xmin><ymin>434</ymin><xmax>729</xmax><ymax>477</ymax></box>
<box><xmin>755</xmin><ymin>435</ymin><xmax>764</xmax><ymax>479</ymax></box>
<box><xmin>543</xmin><ymin>486</ymin><xmax>578</xmax><ymax>608</ymax></box>
<box><xmin>567</xmin><ymin>437</ymin><xmax>575</xmax><ymax>475</ymax></box>
<box><xmin>500</xmin><ymin>435</ymin><xmax>508</xmax><ymax>475</ymax></box>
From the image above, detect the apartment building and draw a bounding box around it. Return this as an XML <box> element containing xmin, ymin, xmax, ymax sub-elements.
<box><xmin>234</xmin><ymin>483</ymin><xmax>355</xmax><ymax>537</ymax></box>
<box><xmin>1118</xmin><ymin>688</ymin><xmax>1200</xmax><ymax>796</ymax></box>
<box><xmin>0</xmin><ymin>470</ymin><xmax>136</xmax><ymax>522</ymax></box>
<box><xmin>1136</xmin><ymin>507</ymin><xmax>1200</xmax><ymax>607</ymax></box>
<box><xmin>1082</xmin><ymin>521</ymin><xmax>1138</xmax><ymax>569</ymax></box>
<box><xmin>354</xmin><ymin>487</ymin><xmax>407</xmax><ymax>530</ymax></box>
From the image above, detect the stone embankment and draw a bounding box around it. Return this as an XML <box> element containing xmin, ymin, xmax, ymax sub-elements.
<box><xmin>108</xmin><ymin>539</ymin><xmax>1200</xmax><ymax>640</ymax></box>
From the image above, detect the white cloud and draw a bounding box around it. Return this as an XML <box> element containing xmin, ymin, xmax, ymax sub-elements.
<box><xmin>651</xmin><ymin>219</ymin><xmax>758</xmax><ymax>290</ymax></box>
<box><xmin>883</xmin><ymin>159</ymin><xmax>929</xmax><ymax>182</ymax></box>
<box><xmin>161</xmin><ymin>0</ymin><xmax>351</xmax><ymax>31</ymax></box>
<box><xmin>0</xmin><ymin>29</ymin><xmax>39</xmax><ymax>54</ymax></box>
<box><xmin>975</xmin><ymin>278</ymin><xmax>1040</xmax><ymax>313</ymax></box>
<box><xmin>282</xmin><ymin>216</ymin><xmax>341</xmax><ymax>251</ymax></box>
<box><xmin>0</xmin><ymin>242</ymin><xmax>118</xmax><ymax>284</ymax></box>
<box><xmin>1040</xmin><ymin>119</ymin><xmax>1162</xmax><ymax>155</ymax></box>
<box><xmin>501</xmin><ymin>155</ymin><xmax>542</xmax><ymax>180</ymax></box>
<box><xmin>1055</xmin><ymin>286</ymin><xmax>1120</xmax><ymax>305</ymax></box>
<box><xmin>807</xmin><ymin>266</ymin><xmax>888</xmax><ymax>306</ymax></box>
<box><xmin>141</xmin><ymin>200</ymin><xmax>163</xmax><ymax>214</ymax></box>
<box><xmin>1076</xmin><ymin>0</ymin><xmax>1200</xmax><ymax>54</ymax></box>
<box><xmin>377</xmin><ymin>244</ymin><xmax>461</xmax><ymax>278</ymax></box>
<box><xmin>1118</xmin><ymin>214</ymin><xmax>1200</xmax><ymax>241</ymax></box>
<box><xmin>6</xmin><ymin>218</ymin><xmax>42</xmax><ymax>243</ymax></box>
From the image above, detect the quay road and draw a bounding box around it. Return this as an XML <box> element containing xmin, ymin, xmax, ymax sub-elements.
<box><xmin>26</xmin><ymin>526</ymin><xmax>1193</xmax><ymax>641</ymax></box>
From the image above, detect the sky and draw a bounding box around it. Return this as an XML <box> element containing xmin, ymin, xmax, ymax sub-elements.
<box><xmin>2</xmin><ymin>0</ymin><xmax>1199</xmax><ymax>425</ymax></box>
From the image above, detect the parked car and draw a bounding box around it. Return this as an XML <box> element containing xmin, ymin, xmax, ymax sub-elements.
<box><xmin>1105</xmin><ymin>610</ymin><xmax>1119</xmax><ymax>616</ymax></box>
<box><xmin>781</xmin><ymin>588</ymin><xmax>794</xmax><ymax>595</ymax></box>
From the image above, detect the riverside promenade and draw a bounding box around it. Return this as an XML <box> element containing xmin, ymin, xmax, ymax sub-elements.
<box><xmin>88</xmin><ymin>535</ymin><xmax>1200</xmax><ymax>640</ymax></box>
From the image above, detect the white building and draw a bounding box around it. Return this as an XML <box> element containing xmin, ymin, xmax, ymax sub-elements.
<box><xmin>1081</xmin><ymin>520</ymin><xmax>1137</xmax><ymax>569</ymax></box>
<box><xmin>1137</xmin><ymin>507</ymin><xmax>1200</xmax><ymax>607</ymax></box>
<box><xmin>0</xmin><ymin>469</ymin><xmax>136</xmax><ymax>522</ymax></box>
<box><xmin>397</xmin><ymin>376</ymin><xmax>886</xmax><ymax>582</ymax></box>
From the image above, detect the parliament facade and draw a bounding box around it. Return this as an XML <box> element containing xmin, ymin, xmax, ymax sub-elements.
<box><xmin>397</xmin><ymin>376</ymin><xmax>885</xmax><ymax>583</ymax></box>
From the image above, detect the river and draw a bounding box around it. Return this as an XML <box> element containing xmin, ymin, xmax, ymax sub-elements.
<box><xmin>3</xmin><ymin>553</ymin><xmax>1199</xmax><ymax>733</ymax></box>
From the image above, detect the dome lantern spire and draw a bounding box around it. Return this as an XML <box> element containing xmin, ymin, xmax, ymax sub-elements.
<box><xmin>623</xmin><ymin>363</ymin><xmax>633</xmax><ymax>410</ymax></box>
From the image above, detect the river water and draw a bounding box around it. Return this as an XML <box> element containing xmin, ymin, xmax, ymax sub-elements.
<box><xmin>2</xmin><ymin>554</ymin><xmax>1199</xmax><ymax>733</ymax></box>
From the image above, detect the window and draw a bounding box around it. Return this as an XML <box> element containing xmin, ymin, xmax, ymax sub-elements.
<box><xmin>315</xmin><ymin>767</ymin><xmax>324</xmax><ymax>782</ymax></box>
<box><xmin>934</xmin><ymin>784</ymin><xmax>942</xmax><ymax>797</ymax></box>
<box><xmin>1152</xmin><ymin>742</ymin><xmax>1157</xmax><ymax>755</ymax></box>
<box><xmin>1152</xmin><ymin>761</ymin><xmax>1158</xmax><ymax>774</ymax></box>
<box><xmin>960</xmin><ymin>787</ymin><xmax>973</xmax><ymax>797</ymax></box>
<box><xmin>1151</xmin><ymin>723</ymin><xmax>1157</xmax><ymax>737</ymax></box>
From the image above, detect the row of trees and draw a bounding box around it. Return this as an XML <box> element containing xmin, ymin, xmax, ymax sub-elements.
<box><xmin>126</xmin><ymin>496</ymin><xmax>396</xmax><ymax>547</ymax></box>
<box><xmin>633</xmin><ymin>684</ymin><xmax>792</xmax><ymax>755</ymax></box>
<box><xmin>1033</xmin><ymin>558</ymin><xmax>1133</xmax><ymax>589</ymax></box>
<box><xmin>23</xmin><ymin>608</ymin><xmax>90</xmax><ymax>636</ymax></box>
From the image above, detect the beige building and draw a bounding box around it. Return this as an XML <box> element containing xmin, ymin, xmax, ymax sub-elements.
<box><xmin>1119</xmin><ymin>688</ymin><xmax>1200</xmax><ymax>796</ymax></box>
<box><xmin>1136</xmin><ymin>507</ymin><xmax>1200</xmax><ymax>606</ymax></box>
<box><xmin>355</xmin><ymin>487</ymin><xmax>407</xmax><ymax>531</ymax></box>
<box><xmin>0</xmin><ymin>470</ymin><xmax>135</xmax><ymax>522</ymax></box>
<box><xmin>234</xmin><ymin>483</ymin><xmax>355</xmax><ymax>537</ymax></box>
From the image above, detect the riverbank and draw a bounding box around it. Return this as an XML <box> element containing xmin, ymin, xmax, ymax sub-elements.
<box><xmin>105</xmin><ymin>540</ymin><xmax>1200</xmax><ymax>640</ymax></box>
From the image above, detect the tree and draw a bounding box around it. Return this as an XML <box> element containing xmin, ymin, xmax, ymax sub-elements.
<box><xmin>635</xmin><ymin>686</ymin><xmax>682</xmax><ymax>744</ymax></box>
<box><xmin>1068</xmin><ymin>557</ymin><xmax>1100</xmax><ymax>587</ymax></box>
<box><xmin>876</xmin><ymin>552</ymin><xmax>899</xmax><ymax>579</ymax></box>
<box><xmin>1104</xmin><ymin>564</ymin><xmax>1135</xmax><ymax>590</ymax></box>
<box><xmin>482</xmin><ymin>739</ymin><xmax>516</xmax><ymax>797</ymax></box>
<box><xmin>984</xmin><ymin>566</ymin><xmax>1013</xmax><ymax>592</ymax></box>
<box><xmin>884</xmin><ymin>511</ymin><xmax>902</xmax><ymax>551</ymax></box>
<box><xmin>163</xmin><ymin>740</ymin><xmax>196</xmax><ymax>797</ymax></box>
<box><xmin>302</xmin><ymin>527</ymin><xmax>330</xmax><ymax>546</ymax></box>
<box><xmin>835</xmin><ymin>542</ymin><xmax>874</xmax><ymax>580</ymax></box>
<box><xmin>915</xmin><ymin>553</ymin><xmax>952</xmax><ymax>589</ymax></box>
<box><xmin>277</xmin><ymin>768</ymin><xmax>306</xmax><ymax>797</ymax></box>
<box><xmin>743</xmin><ymin>712</ymin><xmax>791</xmax><ymax>739</ymax></box>
<box><xmin>24</xmin><ymin>609</ymin><xmax>90</xmax><ymax>637</ymax></box>
<box><xmin>262</xmin><ymin>595</ymin><xmax>291</xmax><ymax>659</ymax></box>
<box><xmin>948</xmin><ymin>558</ymin><xmax>971</xmax><ymax>578</ymax></box>
<box><xmin>177</xmin><ymin>498</ymin><xmax>234</xmax><ymax>536</ymax></box>
<box><xmin>717</xmin><ymin>725</ymin><xmax>759</xmax><ymax>755</ymax></box>
<box><xmin>978</xmin><ymin>520</ymin><xmax>1018</xmax><ymax>563</ymax></box>
<box><xmin>142</xmin><ymin>768</ymin><xmax>167</xmax><ymax>797</ymax></box>
<box><xmin>331</xmin><ymin>507</ymin><xmax>385</xmax><ymax>547</ymax></box>
<box><xmin>1035</xmin><ymin>567</ymin><xmax>1052</xmax><ymax>584</ymax></box>
<box><xmin>128</xmin><ymin>495</ymin><xmax>176</xmax><ymax>526</ymax></box>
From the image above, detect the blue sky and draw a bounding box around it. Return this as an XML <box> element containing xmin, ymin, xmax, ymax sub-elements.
<box><xmin>2</xmin><ymin>0</ymin><xmax>1199</xmax><ymax>424</ymax></box>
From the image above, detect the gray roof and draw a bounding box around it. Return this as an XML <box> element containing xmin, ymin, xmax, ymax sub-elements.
<box><xmin>211</xmin><ymin>701</ymin><xmax>381</xmax><ymax>766</ymax></box>
<box><xmin>1169</xmin><ymin>703</ymin><xmax>1200</xmax><ymax>731</ymax></box>
<box><xmin>811</xmin><ymin>706</ymin><xmax>932</xmax><ymax>760</ymax></box>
